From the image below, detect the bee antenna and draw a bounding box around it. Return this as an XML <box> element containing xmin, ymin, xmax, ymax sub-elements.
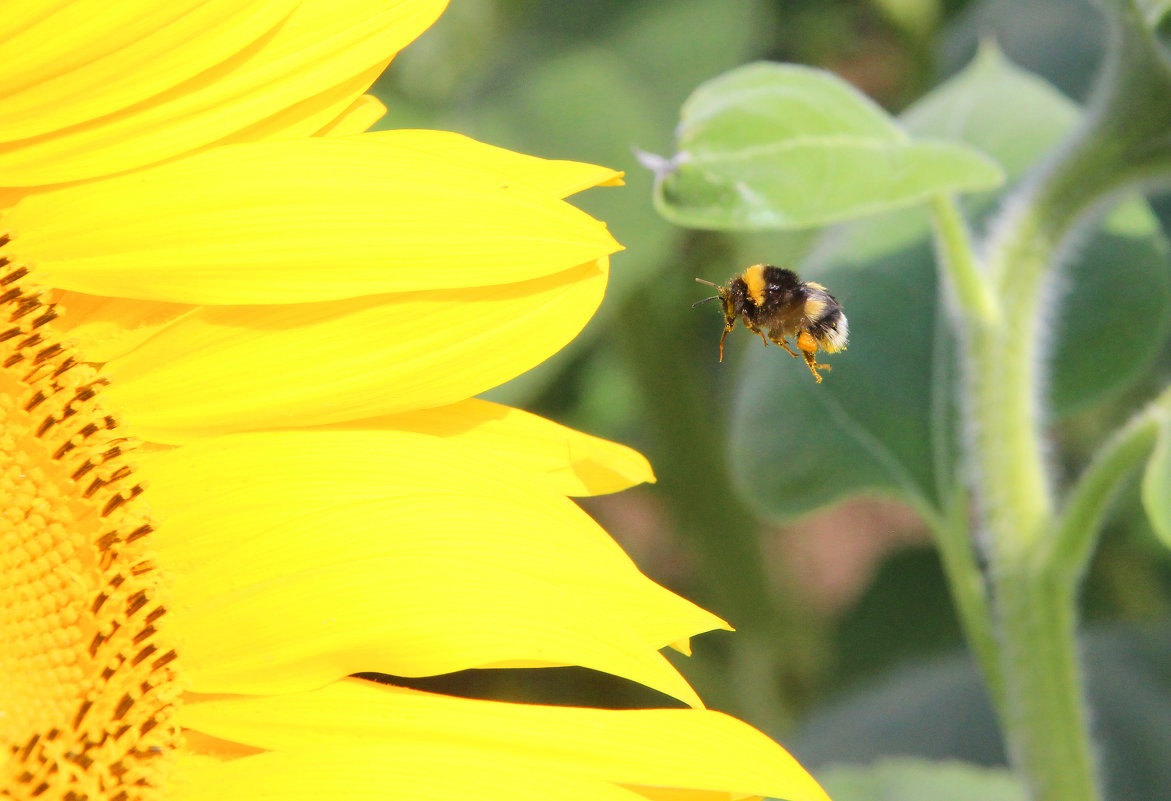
<box><xmin>693</xmin><ymin>278</ymin><xmax>724</xmax><ymax>307</ymax></box>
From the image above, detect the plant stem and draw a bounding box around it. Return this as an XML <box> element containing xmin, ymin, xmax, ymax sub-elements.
<box><xmin>960</xmin><ymin>160</ymin><xmax>1104</xmax><ymax>798</ymax></box>
<box><xmin>929</xmin><ymin>7</ymin><xmax>1171</xmax><ymax>793</ymax></box>
<box><xmin>937</xmin><ymin>67</ymin><xmax>1156</xmax><ymax>787</ymax></box>
<box><xmin>926</xmin><ymin>5</ymin><xmax>1171</xmax><ymax>798</ymax></box>
<box><xmin>960</xmin><ymin>199</ymin><xmax>1106</xmax><ymax>801</ymax></box>
<box><xmin>929</xmin><ymin>195</ymin><xmax>999</xmax><ymax>326</ymax></box>
<box><xmin>1048</xmin><ymin>402</ymin><xmax>1164</xmax><ymax>576</ymax></box>
<box><xmin>994</xmin><ymin>566</ymin><xmax>1099</xmax><ymax>801</ymax></box>
<box><xmin>927</xmin><ymin>195</ymin><xmax>1008</xmax><ymax>708</ymax></box>
<box><xmin>926</xmin><ymin>497</ymin><xmax>1005</xmax><ymax>711</ymax></box>
<box><xmin>970</xmin><ymin>202</ymin><xmax>1057</xmax><ymax>556</ymax></box>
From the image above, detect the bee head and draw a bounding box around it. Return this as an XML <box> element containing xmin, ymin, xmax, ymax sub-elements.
<box><xmin>694</xmin><ymin>278</ymin><xmax>741</xmax><ymax>327</ymax></box>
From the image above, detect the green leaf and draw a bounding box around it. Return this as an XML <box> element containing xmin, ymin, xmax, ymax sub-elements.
<box><xmin>899</xmin><ymin>40</ymin><xmax>1078</xmax><ymax>188</ymax></box>
<box><xmin>651</xmin><ymin>62</ymin><xmax>1004</xmax><ymax>230</ymax></box>
<box><xmin>726</xmin><ymin>44</ymin><xmax>1171</xmax><ymax>520</ymax></box>
<box><xmin>818</xmin><ymin>759</ymin><xmax>1027</xmax><ymax>801</ymax></box>
<box><xmin>1142</xmin><ymin>408</ymin><xmax>1171</xmax><ymax>546</ymax></box>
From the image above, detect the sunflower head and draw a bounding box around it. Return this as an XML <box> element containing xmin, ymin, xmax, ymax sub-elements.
<box><xmin>1</xmin><ymin>256</ymin><xmax>181</xmax><ymax>799</ymax></box>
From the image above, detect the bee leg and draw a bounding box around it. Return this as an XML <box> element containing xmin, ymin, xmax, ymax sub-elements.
<box><xmin>770</xmin><ymin>334</ymin><xmax>801</xmax><ymax>360</ymax></box>
<box><xmin>718</xmin><ymin>316</ymin><xmax>739</xmax><ymax>362</ymax></box>
<box><xmin>797</xmin><ymin>330</ymin><xmax>830</xmax><ymax>383</ymax></box>
<box><xmin>718</xmin><ymin>325</ymin><xmax>733</xmax><ymax>362</ymax></box>
<box><xmin>803</xmin><ymin>353</ymin><xmax>830</xmax><ymax>383</ymax></box>
<box><xmin>744</xmin><ymin>322</ymin><xmax>769</xmax><ymax>350</ymax></box>
<box><xmin>739</xmin><ymin>321</ymin><xmax>771</xmax><ymax>354</ymax></box>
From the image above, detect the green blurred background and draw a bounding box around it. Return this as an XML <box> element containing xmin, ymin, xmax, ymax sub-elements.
<box><xmin>370</xmin><ymin>1</ymin><xmax>1171</xmax><ymax>797</ymax></box>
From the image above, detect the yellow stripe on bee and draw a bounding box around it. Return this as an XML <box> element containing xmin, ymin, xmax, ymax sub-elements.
<box><xmin>744</xmin><ymin>264</ymin><xmax>767</xmax><ymax>306</ymax></box>
<box><xmin>803</xmin><ymin>295</ymin><xmax>827</xmax><ymax>320</ymax></box>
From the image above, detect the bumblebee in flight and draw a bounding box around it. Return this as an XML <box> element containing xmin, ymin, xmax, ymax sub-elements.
<box><xmin>694</xmin><ymin>264</ymin><xmax>848</xmax><ymax>383</ymax></box>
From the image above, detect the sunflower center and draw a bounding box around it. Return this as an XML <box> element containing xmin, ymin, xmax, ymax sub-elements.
<box><xmin>0</xmin><ymin>243</ymin><xmax>181</xmax><ymax>800</ymax></box>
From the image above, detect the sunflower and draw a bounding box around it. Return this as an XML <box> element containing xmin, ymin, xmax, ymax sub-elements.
<box><xmin>0</xmin><ymin>2</ymin><xmax>830</xmax><ymax>800</ymax></box>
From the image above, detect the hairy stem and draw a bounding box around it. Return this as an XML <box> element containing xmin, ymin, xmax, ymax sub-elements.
<box><xmin>1049</xmin><ymin>400</ymin><xmax>1166</xmax><ymax>576</ymax></box>
<box><xmin>965</xmin><ymin>197</ymin><xmax>1102</xmax><ymax>801</ymax></box>
<box><xmin>926</xmin><ymin>497</ymin><xmax>1004</xmax><ymax>711</ymax></box>
<box><xmin>922</xmin><ymin>196</ymin><xmax>1006</xmax><ymax>706</ymax></box>
<box><xmin>994</xmin><ymin>565</ymin><xmax>1100</xmax><ymax>800</ymax></box>
<box><xmin>961</xmin><ymin>177</ymin><xmax>1103</xmax><ymax>799</ymax></box>
<box><xmin>930</xmin><ymin>195</ymin><xmax>1000</xmax><ymax>326</ymax></box>
<box><xmin>958</xmin><ymin>3</ymin><xmax>1171</xmax><ymax>795</ymax></box>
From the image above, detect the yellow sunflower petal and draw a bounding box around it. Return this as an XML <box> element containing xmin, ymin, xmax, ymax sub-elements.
<box><xmin>315</xmin><ymin>94</ymin><xmax>388</xmax><ymax>136</ymax></box>
<box><xmin>175</xmin><ymin>744</ymin><xmax>650</xmax><ymax>801</ymax></box>
<box><xmin>4</xmin><ymin>135</ymin><xmax>619</xmax><ymax>303</ymax></box>
<box><xmin>137</xmin><ymin>431</ymin><xmax>720</xmax><ymax>703</ymax></box>
<box><xmin>182</xmin><ymin>730</ymin><xmax>260</xmax><ymax>760</ymax></box>
<box><xmin>0</xmin><ymin>0</ymin><xmax>448</xmax><ymax>185</ymax></box>
<box><xmin>212</xmin><ymin>65</ymin><xmax>386</xmax><ymax>146</ymax></box>
<box><xmin>319</xmin><ymin>398</ymin><xmax>655</xmax><ymax>496</ymax></box>
<box><xmin>382</xmin><ymin>129</ymin><xmax>625</xmax><ymax>197</ymax></box>
<box><xmin>141</xmin><ymin>429</ymin><xmax>692</xmax><ymax>641</ymax></box>
<box><xmin>102</xmin><ymin>260</ymin><xmax>608</xmax><ymax>440</ymax></box>
<box><xmin>50</xmin><ymin>291</ymin><xmax>196</xmax><ymax>363</ymax></box>
<box><xmin>0</xmin><ymin>0</ymin><xmax>295</xmax><ymax>141</ymax></box>
<box><xmin>178</xmin><ymin>681</ymin><xmax>831</xmax><ymax>801</ymax></box>
<box><xmin>169</xmin><ymin>553</ymin><xmax>702</xmax><ymax>705</ymax></box>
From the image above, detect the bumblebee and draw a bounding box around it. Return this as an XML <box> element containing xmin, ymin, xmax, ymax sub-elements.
<box><xmin>694</xmin><ymin>264</ymin><xmax>848</xmax><ymax>383</ymax></box>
